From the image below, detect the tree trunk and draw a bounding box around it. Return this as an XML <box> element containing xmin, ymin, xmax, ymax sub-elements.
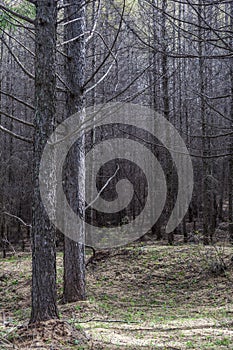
<box><xmin>161</xmin><ymin>0</ymin><xmax>173</xmax><ymax>245</ymax></box>
<box><xmin>229</xmin><ymin>2</ymin><xmax>233</xmax><ymax>242</ymax></box>
<box><xmin>30</xmin><ymin>0</ymin><xmax>58</xmax><ymax>324</ymax></box>
<box><xmin>150</xmin><ymin>0</ymin><xmax>162</xmax><ymax>241</ymax></box>
<box><xmin>197</xmin><ymin>0</ymin><xmax>209</xmax><ymax>245</ymax></box>
<box><xmin>62</xmin><ymin>0</ymin><xmax>86</xmax><ymax>303</ymax></box>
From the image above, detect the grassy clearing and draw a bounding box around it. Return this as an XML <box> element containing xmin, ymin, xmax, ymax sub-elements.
<box><xmin>0</xmin><ymin>243</ymin><xmax>233</xmax><ymax>349</ymax></box>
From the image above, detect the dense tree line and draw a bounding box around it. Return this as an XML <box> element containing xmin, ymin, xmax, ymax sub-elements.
<box><xmin>0</xmin><ymin>0</ymin><xmax>232</xmax><ymax>322</ymax></box>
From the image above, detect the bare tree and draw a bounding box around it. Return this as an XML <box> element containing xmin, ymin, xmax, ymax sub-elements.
<box><xmin>61</xmin><ymin>0</ymin><xmax>86</xmax><ymax>303</ymax></box>
<box><xmin>30</xmin><ymin>0</ymin><xmax>59</xmax><ymax>323</ymax></box>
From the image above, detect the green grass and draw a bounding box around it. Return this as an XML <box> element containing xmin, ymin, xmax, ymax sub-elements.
<box><xmin>1</xmin><ymin>244</ymin><xmax>233</xmax><ymax>349</ymax></box>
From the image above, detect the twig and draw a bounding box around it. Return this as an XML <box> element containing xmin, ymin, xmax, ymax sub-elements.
<box><xmin>2</xmin><ymin>212</ymin><xmax>32</xmax><ymax>228</ymax></box>
<box><xmin>0</xmin><ymin>124</ymin><xmax>33</xmax><ymax>143</ymax></box>
<box><xmin>0</xmin><ymin>109</ymin><xmax>34</xmax><ymax>128</ymax></box>
<box><xmin>0</xmin><ymin>4</ymin><xmax>35</xmax><ymax>24</ymax></box>
<box><xmin>1</xmin><ymin>37</ymin><xmax>35</xmax><ymax>80</ymax></box>
<box><xmin>83</xmin><ymin>0</ymin><xmax>126</xmax><ymax>88</ymax></box>
<box><xmin>85</xmin><ymin>164</ymin><xmax>120</xmax><ymax>210</ymax></box>
<box><xmin>0</xmin><ymin>90</ymin><xmax>35</xmax><ymax>111</ymax></box>
<box><xmin>78</xmin><ymin>318</ymin><xmax>140</xmax><ymax>324</ymax></box>
<box><xmin>2</xmin><ymin>238</ymin><xmax>16</xmax><ymax>255</ymax></box>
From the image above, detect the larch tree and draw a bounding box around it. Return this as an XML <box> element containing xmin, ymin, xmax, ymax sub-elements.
<box><xmin>62</xmin><ymin>0</ymin><xmax>86</xmax><ymax>303</ymax></box>
<box><xmin>30</xmin><ymin>0</ymin><xmax>59</xmax><ymax>323</ymax></box>
<box><xmin>229</xmin><ymin>1</ymin><xmax>233</xmax><ymax>241</ymax></box>
<box><xmin>0</xmin><ymin>1</ymin><xmax>233</xmax><ymax>302</ymax></box>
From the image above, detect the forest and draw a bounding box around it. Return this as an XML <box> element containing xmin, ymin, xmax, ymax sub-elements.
<box><xmin>0</xmin><ymin>0</ymin><xmax>233</xmax><ymax>349</ymax></box>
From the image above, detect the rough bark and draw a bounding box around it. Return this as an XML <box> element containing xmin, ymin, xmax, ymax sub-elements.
<box><xmin>30</xmin><ymin>0</ymin><xmax>58</xmax><ymax>323</ymax></box>
<box><xmin>161</xmin><ymin>0</ymin><xmax>174</xmax><ymax>245</ymax></box>
<box><xmin>197</xmin><ymin>0</ymin><xmax>209</xmax><ymax>245</ymax></box>
<box><xmin>62</xmin><ymin>0</ymin><xmax>86</xmax><ymax>303</ymax></box>
<box><xmin>229</xmin><ymin>2</ymin><xmax>233</xmax><ymax>242</ymax></box>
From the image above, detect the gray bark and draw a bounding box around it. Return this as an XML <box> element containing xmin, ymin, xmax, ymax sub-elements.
<box><xmin>229</xmin><ymin>2</ymin><xmax>233</xmax><ymax>241</ymax></box>
<box><xmin>30</xmin><ymin>0</ymin><xmax>58</xmax><ymax>323</ymax></box>
<box><xmin>62</xmin><ymin>0</ymin><xmax>86</xmax><ymax>303</ymax></box>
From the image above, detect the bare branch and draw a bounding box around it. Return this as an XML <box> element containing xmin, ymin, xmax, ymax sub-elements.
<box><xmin>61</xmin><ymin>17</ymin><xmax>83</xmax><ymax>26</ymax></box>
<box><xmin>85</xmin><ymin>165</ymin><xmax>120</xmax><ymax>210</ymax></box>
<box><xmin>0</xmin><ymin>13</ymin><xmax>34</xmax><ymax>31</ymax></box>
<box><xmin>186</xmin><ymin>0</ymin><xmax>232</xmax><ymax>51</ymax></box>
<box><xmin>0</xmin><ymin>109</ymin><xmax>34</xmax><ymax>127</ymax></box>
<box><xmin>85</xmin><ymin>55</ymin><xmax>117</xmax><ymax>94</ymax></box>
<box><xmin>0</xmin><ymin>124</ymin><xmax>33</xmax><ymax>143</ymax></box>
<box><xmin>83</xmin><ymin>0</ymin><xmax>126</xmax><ymax>88</ymax></box>
<box><xmin>59</xmin><ymin>32</ymin><xmax>85</xmax><ymax>46</ymax></box>
<box><xmin>0</xmin><ymin>90</ymin><xmax>35</xmax><ymax>110</ymax></box>
<box><xmin>56</xmin><ymin>73</ymin><xmax>71</xmax><ymax>92</ymax></box>
<box><xmin>171</xmin><ymin>0</ymin><xmax>233</xmax><ymax>7</ymax></box>
<box><xmin>2</xmin><ymin>211</ymin><xmax>31</xmax><ymax>227</ymax></box>
<box><xmin>187</xmin><ymin>131</ymin><xmax>233</xmax><ymax>139</ymax></box>
<box><xmin>83</xmin><ymin>30</ymin><xmax>118</xmax><ymax>89</ymax></box>
<box><xmin>26</xmin><ymin>0</ymin><xmax>37</xmax><ymax>4</ymax></box>
<box><xmin>1</xmin><ymin>37</ymin><xmax>35</xmax><ymax>80</ymax></box>
<box><xmin>1</xmin><ymin>27</ymin><xmax>35</xmax><ymax>57</ymax></box>
<box><xmin>119</xmin><ymin>127</ymin><xmax>232</xmax><ymax>159</ymax></box>
<box><xmin>122</xmin><ymin>3</ymin><xmax>233</xmax><ymax>59</ymax></box>
<box><xmin>0</xmin><ymin>4</ymin><xmax>35</xmax><ymax>24</ymax></box>
<box><xmin>85</xmin><ymin>0</ymin><xmax>102</xmax><ymax>43</ymax></box>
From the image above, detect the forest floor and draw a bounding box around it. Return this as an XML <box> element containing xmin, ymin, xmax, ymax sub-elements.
<box><xmin>0</xmin><ymin>239</ymin><xmax>233</xmax><ymax>349</ymax></box>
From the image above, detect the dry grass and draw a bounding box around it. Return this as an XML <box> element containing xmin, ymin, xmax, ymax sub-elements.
<box><xmin>0</xmin><ymin>242</ymin><xmax>233</xmax><ymax>349</ymax></box>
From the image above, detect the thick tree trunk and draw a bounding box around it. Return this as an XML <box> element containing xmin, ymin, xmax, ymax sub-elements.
<box><xmin>30</xmin><ymin>0</ymin><xmax>58</xmax><ymax>324</ymax></box>
<box><xmin>62</xmin><ymin>0</ymin><xmax>86</xmax><ymax>303</ymax></box>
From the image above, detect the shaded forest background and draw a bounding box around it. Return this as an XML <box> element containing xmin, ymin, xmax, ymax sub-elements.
<box><xmin>0</xmin><ymin>1</ymin><xmax>233</xmax><ymax>349</ymax></box>
<box><xmin>0</xmin><ymin>0</ymin><xmax>232</xmax><ymax>252</ymax></box>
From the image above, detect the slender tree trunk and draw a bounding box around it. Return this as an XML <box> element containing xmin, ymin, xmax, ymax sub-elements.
<box><xmin>149</xmin><ymin>0</ymin><xmax>162</xmax><ymax>241</ymax></box>
<box><xmin>218</xmin><ymin>164</ymin><xmax>225</xmax><ymax>222</ymax></box>
<box><xmin>30</xmin><ymin>0</ymin><xmax>58</xmax><ymax>324</ymax></box>
<box><xmin>62</xmin><ymin>0</ymin><xmax>86</xmax><ymax>303</ymax></box>
<box><xmin>161</xmin><ymin>0</ymin><xmax>174</xmax><ymax>245</ymax></box>
<box><xmin>229</xmin><ymin>2</ymin><xmax>233</xmax><ymax>242</ymax></box>
<box><xmin>197</xmin><ymin>0</ymin><xmax>209</xmax><ymax>245</ymax></box>
<box><xmin>229</xmin><ymin>76</ymin><xmax>233</xmax><ymax>240</ymax></box>
<box><xmin>0</xmin><ymin>38</ymin><xmax>5</xmax><ymax>258</ymax></box>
